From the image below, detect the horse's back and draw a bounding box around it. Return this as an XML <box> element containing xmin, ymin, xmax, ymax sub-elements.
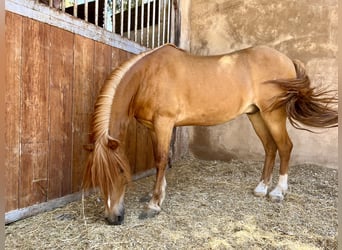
<box><xmin>132</xmin><ymin>44</ymin><xmax>296</xmax><ymax>126</ymax></box>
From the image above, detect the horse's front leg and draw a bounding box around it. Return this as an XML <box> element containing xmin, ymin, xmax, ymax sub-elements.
<box><xmin>139</xmin><ymin>117</ymin><xmax>174</xmax><ymax>219</ymax></box>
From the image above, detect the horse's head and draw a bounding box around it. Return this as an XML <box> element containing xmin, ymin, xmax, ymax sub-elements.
<box><xmin>83</xmin><ymin>136</ymin><xmax>131</xmax><ymax>225</ymax></box>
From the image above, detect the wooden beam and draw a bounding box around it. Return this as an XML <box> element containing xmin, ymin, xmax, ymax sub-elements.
<box><xmin>5</xmin><ymin>170</ymin><xmax>156</xmax><ymax>224</ymax></box>
<box><xmin>5</xmin><ymin>0</ymin><xmax>147</xmax><ymax>54</ymax></box>
<box><xmin>5</xmin><ymin>192</ymin><xmax>84</xmax><ymax>224</ymax></box>
<box><xmin>71</xmin><ymin>35</ymin><xmax>95</xmax><ymax>192</ymax></box>
<box><xmin>5</xmin><ymin>12</ymin><xmax>22</xmax><ymax>212</ymax></box>
<box><xmin>20</xmin><ymin>17</ymin><xmax>50</xmax><ymax>208</ymax></box>
<box><xmin>47</xmin><ymin>25</ymin><xmax>74</xmax><ymax>200</ymax></box>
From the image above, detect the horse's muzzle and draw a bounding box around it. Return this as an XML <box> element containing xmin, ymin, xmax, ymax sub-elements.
<box><xmin>106</xmin><ymin>214</ymin><xmax>124</xmax><ymax>225</ymax></box>
<box><xmin>105</xmin><ymin>208</ymin><xmax>125</xmax><ymax>225</ymax></box>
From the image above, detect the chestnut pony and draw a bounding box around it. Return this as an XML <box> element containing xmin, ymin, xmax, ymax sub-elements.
<box><xmin>83</xmin><ymin>44</ymin><xmax>337</xmax><ymax>225</ymax></box>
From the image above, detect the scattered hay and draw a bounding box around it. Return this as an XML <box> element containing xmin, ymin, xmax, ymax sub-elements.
<box><xmin>5</xmin><ymin>156</ymin><xmax>337</xmax><ymax>249</ymax></box>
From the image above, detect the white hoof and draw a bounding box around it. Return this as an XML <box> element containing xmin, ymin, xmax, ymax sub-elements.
<box><xmin>269</xmin><ymin>174</ymin><xmax>288</xmax><ymax>202</ymax></box>
<box><xmin>254</xmin><ymin>181</ymin><xmax>268</xmax><ymax>197</ymax></box>
<box><xmin>269</xmin><ymin>186</ymin><xmax>286</xmax><ymax>202</ymax></box>
<box><xmin>147</xmin><ymin>201</ymin><xmax>161</xmax><ymax>212</ymax></box>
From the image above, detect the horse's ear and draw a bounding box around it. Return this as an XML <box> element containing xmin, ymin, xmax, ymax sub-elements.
<box><xmin>108</xmin><ymin>136</ymin><xmax>120</xmax><ymax>150</ymax></box>
<box><xmin>83</xmin><ymin>144</ymin><xmax>94</xmax><ymax>152</ymax></box>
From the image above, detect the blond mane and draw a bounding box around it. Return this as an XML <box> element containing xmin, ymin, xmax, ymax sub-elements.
<box><xmin>92</xmin><ymin>49</ymin><xmax>156</xmax><ymax>142</ymax></box>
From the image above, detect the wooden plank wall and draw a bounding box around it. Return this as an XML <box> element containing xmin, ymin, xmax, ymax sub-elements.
<box><xmin>5</xmin><ymin>11</ymin><xmax>155</xmax><ymax>213</ymax></box>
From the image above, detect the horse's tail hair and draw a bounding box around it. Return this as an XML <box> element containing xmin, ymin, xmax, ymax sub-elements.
<box><xmin>266</xmin><ymin>60</ymin><xmax>338</xmax><ymax>131</ymax></box>
<box><xmin>82</xmin><ymin>133</ymin><xmax>131</xmax><ymax>206</ymax></box>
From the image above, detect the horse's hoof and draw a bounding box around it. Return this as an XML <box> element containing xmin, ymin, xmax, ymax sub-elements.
<box><xmin>254</xmin><ymin>188</ymin><xmax>267</xmax><ymax>197</ymax></box>
<box><xmin>138</xmin><ymin>209</ymin><xmax>160</xmax><ymax>220</ymax></box>
<box><xmin>253</xmin><ymin>181</ymin><xmax>268</xmax><ymax>197</ymax></box>
<box><xmin>269</xmin><ymin>187</ymin><xmax>286</xmax><ymax>202</ymax></box>
<box><xmin>269</xmin><ymin>194</ymin><xmax>284</xmax><ymax>202</ymax></box>
<box><xmin>139</xmin><ymin>193</ymin><xmax>152</xmax><ymax>203</ymax></box>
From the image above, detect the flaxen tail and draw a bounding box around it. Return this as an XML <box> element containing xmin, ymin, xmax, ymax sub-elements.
<box><xmin>266</xmin><ymin>60</ymin><xmax>338</xmax><ymax>131</ymax></box>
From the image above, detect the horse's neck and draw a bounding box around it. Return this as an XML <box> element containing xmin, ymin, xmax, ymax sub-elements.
<box><xmin>108</xmin><ymin>111</ymin><xmax>130</xmax><ymax>145</ymax></box>
<box><xmin>108</xmin><ymin>79</ymin><xmax>137</xmax><ymax>144</ymax></box>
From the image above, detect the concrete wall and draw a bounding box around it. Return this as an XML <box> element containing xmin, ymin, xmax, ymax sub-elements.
<box><xmin>187</xmin><ymin>0</ymin><xmax>338</xmax><ymax>168</ymax></box>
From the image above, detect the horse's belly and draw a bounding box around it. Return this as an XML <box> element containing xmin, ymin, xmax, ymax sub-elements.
<box><xmin>175</xmin><ymin>104</ymin><xmax>244</xmax><ymax>126</ymax></box>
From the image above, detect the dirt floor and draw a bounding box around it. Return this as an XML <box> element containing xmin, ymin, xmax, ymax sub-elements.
<box><xmin>5</xmin><ymin>156</ymin><xmax>337</xmax><ymax>249</ymax></box>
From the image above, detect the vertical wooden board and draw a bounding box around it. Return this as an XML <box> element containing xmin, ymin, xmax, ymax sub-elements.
<box><xmin>118</xmin><ymin>49</ymin><xmax>134</xmax><ymax>69</ymax></box>
<box><xmin>47</xmin><ymin>26</ymin><xmax>74</xmax><ymax>200</ymax></box>
<box><xmin>135</xmin><ymin>122</ymin><xmax>155</xmax><ymax>174</ymax></box>
<box><xmin>72</xmin><ymin>35</ymin><xmax>94</xmax><ymax>192</ymax></box>
<box><xmin>125</xmin><ymin>118</ymin><xmax>137</xmax><ymax>173</ymax></box>
<box><xmin>20</xmin><ymin>18</ymin><xmax>50</xmax><ymax>208</ymax></box>
<box><xmin>93</xmin><ymin>42</ymin><xmax>112</xmax><ymax>100</ymax></box>
<box><xmin>5</xmin><ymin>12</ymin><xmax>22</xmax><ymax>212</ymax></box>
<box><xmin>118</xmin><ymin>49</ymin><xmax>130</xmax><ymax>65</ymax></box>
<box><xmin>125</xmin><ymin>51</ymin><xmax>135</xmax><ymax>61</ymax></box>
<box><xmin>111</xmin><ymin>47</ymin><xmax>133</xmax><ymax>70</ymax></box>
<box><xmin>111</xmin><ymin>47</ymin><xmax>121</xmax><ymax>70</ymax></box>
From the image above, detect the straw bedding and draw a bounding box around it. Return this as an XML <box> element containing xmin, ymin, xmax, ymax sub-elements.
<box><xmin>5</xmin><ymin>156</ymin><xmax>337</xmax><ymax>249</ymax></box>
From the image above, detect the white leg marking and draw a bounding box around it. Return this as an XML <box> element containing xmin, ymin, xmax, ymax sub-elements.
<box><xmin>269</xmin><ymin>174</ymin><xmax>288</xmax><ymax>202</ymax></box>
<box><xmin>148</xmin><ymin>176</ymin><xmax>167</xmax><ymax>211</ymax></box>
<box><xmin>159</xmin><ymin>176</ymin><xmax>167</xmax><ymax>206</ymax></box>
<box><xmin>254</xmin><ymin>180</ymin><xmax>269</xmax><ymax>197</ymax></box>
<box><xmin>147</xmin><ymin>202</ymin><xmax>161</xmax><ymax>212</ymax></box>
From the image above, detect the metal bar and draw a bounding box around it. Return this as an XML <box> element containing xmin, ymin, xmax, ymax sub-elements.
<box><xmin>162</xmin><ymin>0</ymin><xmax>166</xmax><ymax>44</ymax></box>
<box><xmin>112</xmin><ymin>0</ymin><xmax>116</xmax><ymax>33</ymax></box>
<box><xmin>121</xmin><ymin>0</ymin><xmax>124</xmax><ymax>36</ymax></box>
<box><xmin>6</xmin><ymin>0</ymin><xmax>147</xmax><ymax>53</ymax></box>
<box><xmin>170</xmin><ymin>0</ymin><xmax>176</xmax><ymax>44</ymax></box>
<box><xmin>167</xmin><ymin>0</ymin><xmax>170</xmax><ymax>42</ymax></box>
<box><xmin>103</xmin><ymin>0</ymin><xmax>108</xmax><ymax>29</ymax></box>
<box><xmin>152</xmin><ymin>0</ymin><xmax>156</xmax><ymax>48</ymax></box>
<box><xmin>157</xmin><ymin>0</ymin><xmax>161</xmax><ymax>46</ymax></box>
<box><xmin>147</xmin><ymin>0</ymin><xmax>150</xmax><ymax>47</ymax></box>
<box><xmin>134</xmin><ymin>0</ymin><xmax>138</xmax><ymax>42</ymax></box>
<box><xmin>127</xmin><ymin>0</ymin><xmax>131</xmax><ymax>39</ymax></box>
<box><xmin>73</xmin><ymin>0</ymin><xmax>77</xmax><ymax>17</ymax></box>
<box><xmin>140</xmin><ymin>0</ymin><xmax>144</xmax><ymax>45</ymax></box>
<box><xmin>95</xmin><ymin>0</ymin><xmax>99</xmax><ymax>26</ymax></box>
<box><xmin>61</xmin><ymin>0</ymin><xmax>65</xmax><ymax>12</ymax></box>
<box><xmin>84</xmin><ymin>0</ymin><xmax>88</xmax><ymax>22</ymax></box>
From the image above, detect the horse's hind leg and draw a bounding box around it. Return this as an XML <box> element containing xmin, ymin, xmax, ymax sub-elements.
<box><xmin>139</xmin><ymin>116</ymin><xmax>174</xmax><ymax>219</ymax></box>
<box><xmin>247</xmin><ymin>113</ymin><xmax>278</xmax><ymax>197</ymax></box>
<box><xmin>261</xmin><ymin>109</ymin><xmax>293</xmax><ymax>202</ymax></box>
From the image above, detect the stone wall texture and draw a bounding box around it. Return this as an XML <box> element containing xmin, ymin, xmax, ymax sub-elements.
<box><xmin>188</xmin><ymin>0</ymin><xmax>338</xmax><ymax>168</ymax></box>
